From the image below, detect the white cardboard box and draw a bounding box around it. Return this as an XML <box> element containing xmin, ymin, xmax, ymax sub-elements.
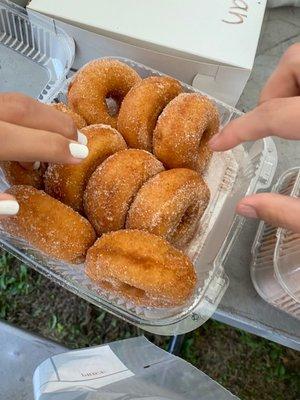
<box><xmin>28</xmin><ymin>0</ymin><xmax>267</xmax><ymax>106</ymax></box>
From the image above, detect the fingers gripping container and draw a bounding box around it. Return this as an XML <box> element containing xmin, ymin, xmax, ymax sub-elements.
<box><xmin>0</xmin><ymin>2</ymin><xmax>278</xmax><ymax>335</ymax></box>
<box><xmin>251</xmin><ymin>168</ymin><xmax>300</xmax><ymax>319</ymax></box>
<box><xmin>0</xmin><ymin>0</ymin><xmax>74</xmax><ymax>101</ymax></box>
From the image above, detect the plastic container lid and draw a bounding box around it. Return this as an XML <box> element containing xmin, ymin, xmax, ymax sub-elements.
<box><xmin>251</xmin><ymin>168</ymin><xmax>300</xmax><ymax>319</ymax></box>
<box><xmin>274</xmin><ymin>168</ymin><xmax>300</xmax><ymax>303</ymax></box>
<box><xmin>0</xmin><ymin>0</ymin><xmax>74</xmax><ymax>101</ymax></box>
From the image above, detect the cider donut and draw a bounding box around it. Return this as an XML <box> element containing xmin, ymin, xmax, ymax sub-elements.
<box><xmin>85</xmin><ymin>230</ymin><xmax>197</xmax><ymax>307</ymax></box>
<box><xmin>52</xmin><ymin>103</ymin><xmax>87</xmax><ymax>129</ymax></box>
<box><xmin>0</xmin><ymin>186</ymin><xmax>96</xmax><ymax>264</ymax></box>
<box><xmin>153</xmin><ymin>93</ymin><xmax>220</xmax><ymax>173</ymax></box>
<box><xmin>84</xmin><ymin>149</ymin><xmax>164</xmax><ymax>235</ymax></box>
<box><xmin>68</xmin><ymin>59</ymin><xmax>141</xmax><ymax>127</ymax></box>
<box><xmin>0</xmin><ymin>161</ymin><xmax>46</xmax><ymax>189</ymax></box>
<box><xmin>44</xmin><ymin>124</ymin><xmax>127</xmax><ymax>213</ymax></box>
<box><xmin>117</xmin><ymin>76</ymin><xmax>182</xmax><ymax>151</ymax></box>
<box><xmin>126</xmin><ymin>168</ymin><xmax>210</xmax><ymax>248</ymax></box>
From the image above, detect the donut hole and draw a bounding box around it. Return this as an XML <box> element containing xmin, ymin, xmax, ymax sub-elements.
<box><xmin>177</xmin><ymin>207</ymin><xmax>195</xmax><ymax>232</ymax></box>
<box><xmin>102</xmin><ymin>278</ymin><xmax>147</xmax><ymax>300</ymax></box>
<box><xmin>200</xmin><ymin>127</ymin><xmax>213</xmax><ymax>147</ymax></box>
<box><xmin>170</xmin><ymin>204</ymin><xmax>200</xmax><ymax>247</ymax></box>
<box><xmin>105</xmin><ymin>92</ymin><xmax>121</xmax><ymax>117</ymax></box>
<box><xmin>120</xmin><ymin>282</ymin><xmax>147</xmax><ymax>299</ymax></box>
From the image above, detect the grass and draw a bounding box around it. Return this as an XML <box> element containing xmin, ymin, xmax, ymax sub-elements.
<box><xmin>1</xmin><ymin>252</ymin><xmax>299</xmax><ymax>400</ymax></box>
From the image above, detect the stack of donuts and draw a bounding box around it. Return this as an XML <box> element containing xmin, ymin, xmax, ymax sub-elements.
<box><xmin>0</xmin><ymin>59</ymin><xmax>220</xmax><ymax>309</ymax></box>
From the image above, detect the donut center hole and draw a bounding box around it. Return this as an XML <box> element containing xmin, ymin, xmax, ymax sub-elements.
<box><xmin>177</xmin><ymin>207</ymin><xmax>194</xmax><ymax>231</ymax></box>
<box><xmin>105</xmin><ymin>93</ymin><xmax>120</xmax><ymax>117</ymax></box>
<box><xmin>169</xmin><ymin>204</ymin><xmax>199</xmax><ymax>244</ymax></box>
<box><xmin>199</xmin><ymin>128</ymin><xmax>212</xmax><ymax>147</ymax></box>
<box><xmin>103</xmin><ymin>279</ymin><xmax>146</xmax><ymax>299</ymax></box>
<box><xmin>121</xmin><ymin>282</ymin><xmax>146</xmax><ymax>298</ymax></box>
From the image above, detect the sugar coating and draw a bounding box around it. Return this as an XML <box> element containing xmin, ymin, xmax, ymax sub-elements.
<box><xmin>85</xmin><ymin>229</ymin><xmax>197</xmax><ymax>308</ymax></box>
<box><xmin>84</xmin><ymin>149</ymin><xmax>164</xmax><ymax>235</ymax></box>
<box><xmin>153</xmin><ymin>92</ymin><xmax>220</xmax><ymax>173</ymax></box>
<box><xmin>68</xmin><ymin>59</ymin><xmax>141</xmax><ymax>128</ymax></box>
<box><xmin>126</xmin><ymin>168</ymin><xmax>210</xmax><ymax>248</ymax></box>
<box><xmin>52</xmin><ymin>103</ymin><xmax>87</xmax><ymax>129</ymax></box>
<box><xmin>117</xmin><ymin>76</ymin><xmax>182</xmax><ymax>151</ymax></box>
<box><xmin>0</xmin><ymin>186</ymin><xmax>96</xmax><ymax>263</ymax></box>
<box><xmin>44</xmin><ymin>124</ymin><xmax>127</xmax><ymax>212</ymax></box>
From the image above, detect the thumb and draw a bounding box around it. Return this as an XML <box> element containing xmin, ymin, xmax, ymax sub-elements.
<box><xmin>0</xmin><ymin>193</ymin><xmax>19</xmax><ymax>218</ymax></box>
<box><xmin>236</xmin><ymin>193</ymin><xmax>300</xmax><ymax>233</ymax></box>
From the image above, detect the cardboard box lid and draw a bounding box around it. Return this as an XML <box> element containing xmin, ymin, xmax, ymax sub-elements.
<box><xmin>28</xmin><ymin>0</ymin><xmax>266</xmax><ymax>70</ymax></box>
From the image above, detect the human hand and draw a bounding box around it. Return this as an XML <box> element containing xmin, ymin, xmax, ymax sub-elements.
<box><xmin>209</xmin><ymin>44</ymin><xmax>300</xmax><ymax>233</ymax></box>
<box><xmin>0</xmin><ymin>92</ymin><xmax>89</xmax><ymax>217</ymax></box>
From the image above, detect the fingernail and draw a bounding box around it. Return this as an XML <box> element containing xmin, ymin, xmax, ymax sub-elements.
<box><xmin>0</xmin><ymin>200</ymin><xmax>19</xmax><ymax>215</ymax></box>
<box><xmin>209</xmin><ymin>132</ymin><xmax>221</xmax><ymax>149</ymax></box>
<box><xmin>237</xmin><ymin>204</ymin><xmax>258</xmax><ymax>219</ymax></box>
<box><xmin>33</xmin><ymin>161</ymin><xmax>40</xmax><ymax>170</ymax></box>
<box><xmin>69</xmin><ymin>142</ymin><xmax>89</xmax><ymax>159</ymax></box>
<box><xmin>77</xmin><ymin>131</ymin><xmax>88</xmax><ymax>145</ymax></box>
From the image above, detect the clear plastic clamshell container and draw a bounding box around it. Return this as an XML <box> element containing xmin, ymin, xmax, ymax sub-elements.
<box><xmin>0</xmin><ymin>0</ymin><xmax>74</xmax><ymax>101</ymax></box>
<box><xmin>0</xmin><ymin>1</ymin><xmax>278</xmax><ymax>335</ymax></box>
<box><xmin>251</xmin><ymin>168</ymin><xmax>300</xmax><ymax>319</ymax></box>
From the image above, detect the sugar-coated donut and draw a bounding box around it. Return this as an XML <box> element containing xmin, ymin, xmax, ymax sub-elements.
<box><xmin>68</xmin><ymin>59</ymin><xmax>141</xmax><ymax>128</ymax></box>
<box><xmin>0</xmin><ymin>186</ymin><xmax>96</xmax><ymax>263</ymax></box>
<box><xmin>153</xmin><ymin>93</ymin><xmax>220</xmax><ymax>173</ymax></box>
<box><xmin>84</xmin><ymin>149</ymin><xmax>164</xmax><ymax>235</ymax></box>
<box><xmin>44</xmin><ymin>124</ymin><xmax>127</xmax><ymax>213</ymax></box>
<box><xmin>52</xmin><ymin>103</ymin><xmax>87</xmax><ymax>129</ymax></box>
<box><xmin>126</xmin><ymin>168</ymin><xmax>210</xmax><ymax>248</ymax></box>
<box><xmin>85</xmin><ymin>230</ymin><xmax>197</xmax><ymax>307</ymax></box>
<box><xmin>117</xmin><ymin>76</ymin><xmax>182</xmax><ymax>151</ymax></box>
<box><xmin>0</xmin><ymin>161</ymin><xmax>46</xmax><ymax>189</ymax></box>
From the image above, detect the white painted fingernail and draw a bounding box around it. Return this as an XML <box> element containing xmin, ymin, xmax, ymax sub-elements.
<box><xmin>69</xmin><ymin>142</ymin><xmax>89</xmax><ymax>159</ymax></box>
<box><xmin>77</xmin><ymin>131</ymin><xmax>88</xmax><ymax>145</ymax></box>
<box><xmin>0</xmin><ymin>200</ymin><xmax>19</xmax><ymax>215</ymax></box>
<box><xmin>33</xmin><ymin>161</ymin><xmax>41</xmax><ymax>170</ymax></box>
